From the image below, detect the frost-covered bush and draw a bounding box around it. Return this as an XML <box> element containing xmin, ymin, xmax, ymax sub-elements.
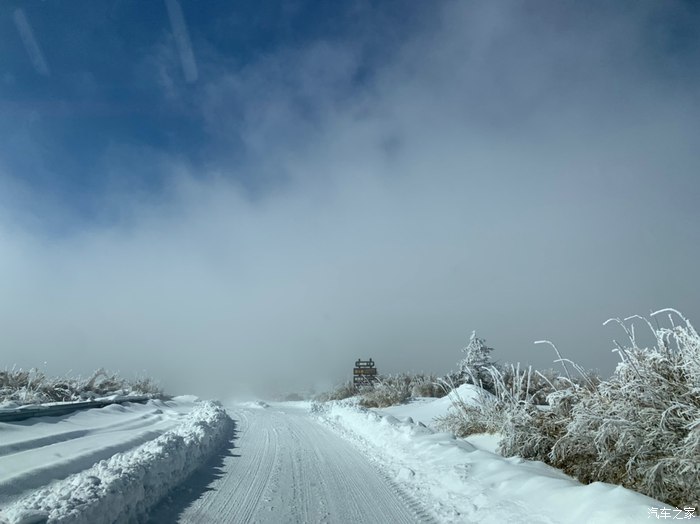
<box><xmin>359</xmin><ymin>374</ymin><xmax>413</xmax><ymax>408</ymax></box>
<box><xmin>0</xmin><ymin>367</ymin><xmax>163</xmax><ymax>405</ymax></box>
<box><xmin>317</xmin><ymin>373</ymin><xmax>444</xmax><ymax>406</ymax></box>
<box><xmin>437</xmin><ymin>360</ymin><xmax>584</xmax><ymax>439</ymax></box>
<box><xmin>545</xmin><ymin>310</ymin><xmax>700</xmax><ymax>512</ymax></box>
<box><xmin>497</xmin><ymin>309</ymin><xmax>699</xmax><ymax>514</ymax></box>
<box><xmin>499</xmin><ymin>385</ymin><xmax>583</xmax><ymax>461</ymax></box>
<box><xmin>410</xmin><ymin>373</ymin><xmax>446</xmax><ymax>398</ymax></box>
<box><xmin>315</xmin><ymin>381</ymin><xmax>356</xmax><ymax>402</ymax></box>
<box><xmin>357</xmin><ymin>372</ymin><xmax>446</xmax><ymax>407</ymax></box>
<box><xmin>497</xmin><ymin>357</ymin><xmax>599</xmax><ymax>459</ymax></box>
<box><xmin>437</xmin><ymin>364</ymin><xmax>555</xmax><ymax>437</ymax></box>
<box><xmin>435</xmin><ymin>379</ymin><xmax>504</xmax><ymax>435</ymax></box>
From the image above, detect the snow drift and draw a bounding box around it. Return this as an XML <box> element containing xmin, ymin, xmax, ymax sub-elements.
<box><xmin>0</xmin><ymin>399</ymin><xmax>232</xmax><ymax>524</ymax></box>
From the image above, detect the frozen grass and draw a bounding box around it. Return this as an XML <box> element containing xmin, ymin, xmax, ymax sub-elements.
<box><xmin>543</xmin><ymin>309</ymin><xmax>700</xmax><ymax>513</ymax></box>
<box><xmin>317</xmin><ymin>309</ymin><xmax>699</xmax><ymax>513</ymax></box>
<box><xmin>441</xmin><ymin>309</ymin><xmax>699</xmax><ymax>514</ymax></box>
<box><xmin>0</xmin><ymin>367</ymin><xmax>163</xmax><ymax>406</ymax></box>
<box><xmin>434</xmin><ymin>378</ymin><xmax>502</xmax><ymax>435</ymax></box>
<box><xmin>357</xmin><ymin>374</ymin><xmax>413</xmax><ymax>408</ymax></box>
<box><xmin>359</xmin><ymin>373</ymin><xmax>445</xmax><ymax>407</ymax></box>
<box><xmin>317</xmin><ymin>373</ymin><xmax>444</xmax><ymax>407</ymax></box>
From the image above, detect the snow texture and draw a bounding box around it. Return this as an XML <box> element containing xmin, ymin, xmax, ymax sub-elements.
<box><xmin>317</xmin><ymin>396</ymin><xmax>684</xmax><ymax>523</ymax></box>
<box><xmin>0</xmin><ymin>400</ymin><xmax>231</xmax><ymax>524</ymax></box>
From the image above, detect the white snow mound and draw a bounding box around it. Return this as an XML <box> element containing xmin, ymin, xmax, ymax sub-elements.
<box><xmin>0</xmin><ymin>400</ymin><xmax>231</xmax><ymax>524</ymax></box>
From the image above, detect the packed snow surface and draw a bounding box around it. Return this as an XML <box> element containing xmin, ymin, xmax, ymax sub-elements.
<box><xmin>148</xmin><ymin>401</ymin><xmax>432</xmax><ymax>523</ymax></box>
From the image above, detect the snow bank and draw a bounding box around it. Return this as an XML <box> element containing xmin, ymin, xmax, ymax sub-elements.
<box><xmin>0</xmin><ymin>400</ymin><xmax>232</xmax><ymax>524</ymax></box>
<box><xmin>377</xmin><ymin>384</ymin><xmax>484</xmax><ymax>426</ymax></box>
<box><xmin>378</xmin><ymin>386</ymin><xmax>503</xmax><ymax>454</ymax></box>
<box><xmin>317</xmin><ymin>400</ymin><xmax>683</xmax><ymax>524</ymax></box>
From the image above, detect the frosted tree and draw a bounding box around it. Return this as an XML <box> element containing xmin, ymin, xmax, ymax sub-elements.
<box><xmin>458</xmin><ymin>331</ymin><xmax>496</xmax><ymax>392</ymax></box>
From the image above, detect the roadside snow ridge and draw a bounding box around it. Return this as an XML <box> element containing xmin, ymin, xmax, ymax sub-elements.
<box><xmin>0</xmin><ymin>400</ymin><xmax>231</xmax><ymax>524</ymax></box>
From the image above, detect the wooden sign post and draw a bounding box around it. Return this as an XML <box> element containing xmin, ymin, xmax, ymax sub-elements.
<box><xmin>353</xmin><ymin>358</ymin><xmax>378</xmax><ymax>388</ymax></box>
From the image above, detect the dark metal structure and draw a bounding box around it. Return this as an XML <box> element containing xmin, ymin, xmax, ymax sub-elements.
<box><xmin>353</xmin><ymin>358</ymin><xmax>378</xmax><ymax>388</ymax></box>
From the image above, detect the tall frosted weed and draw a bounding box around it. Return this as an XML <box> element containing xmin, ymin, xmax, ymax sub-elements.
<box><xmin>0</xmin><ymin>367</ymin><xmax>163</xmax><ymax>405</ymax></box>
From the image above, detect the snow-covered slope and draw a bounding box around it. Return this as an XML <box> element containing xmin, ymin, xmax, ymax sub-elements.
<box><xmin>376</xmin><ymin>384</ymin><xmax>481</xmax><ymax>426</ymax></box>
<box><xmin>377</xmin><ymin>384</ymin><xmax>501</xmax><ymax>453</ymax></box>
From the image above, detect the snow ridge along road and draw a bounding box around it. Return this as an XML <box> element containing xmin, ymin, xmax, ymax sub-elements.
<box><xmin>316</xmin><ymin>397</ymin><xmax>683</xmax><ymax>524</ymax></box>
<box><xmin>1</xmin><ymin>397</ymin><xmax>232</xmax><ymax>524</ymax></box>
<box><xmin>148</xmin><ymin>401</ymin><xmax>435</xmax><ymax>523</ymax></box>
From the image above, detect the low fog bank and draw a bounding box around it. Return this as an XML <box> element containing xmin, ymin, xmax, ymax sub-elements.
<box><xmin>1</xmin><ymin>1</ymin><xmax>699</xmax><ymax>398</ymax></box>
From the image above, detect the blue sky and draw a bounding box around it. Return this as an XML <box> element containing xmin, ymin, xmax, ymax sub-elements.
<box><xmin>1</xmin><ymin>0</ymin><xmax>426</xmax><ymax>226</ymax></box>
<box><xmin>1</xmin><ymin>1</ymin><xmax>699</xmax><ymax>396</ymax></box>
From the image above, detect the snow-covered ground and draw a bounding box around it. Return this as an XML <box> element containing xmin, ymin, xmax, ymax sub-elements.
<box><xmin>0</xmin><ymin>397</ymin><xmax>231</xmax><ymax>524</ymax></box>
<box><xmin>375</xmin><ymin>385</ymin><xmax>501</xmax><ymax>453</ymax></box>
<box><xmin>0</xmin><ymin>388</ymin><xmax>694</xmax><ymax>523</ymax></box>
<box><xmin>147</xmin><ymin>401</ymin><xmax>431</xmax><ymax>523</ymax></box>
<box><xmin>315</xmin><ymin>385</ymin><xmax>693</xmax><ymax>523</ymax></box>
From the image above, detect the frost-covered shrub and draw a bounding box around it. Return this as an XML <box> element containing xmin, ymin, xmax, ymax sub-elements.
<box><xmin>436</xmin><ymin>403</ymin><xmax>501</xmax><ymax>435</ymax></box>
<box><xmin>545</xmin><ymin>310</ymin><xmax>700</xmax><ymax>512</ymax></box>
<box><xmin>499</xmin><ymin>385</ymin><xmax>583</xmax><ymax>460</ymax></box>
<box><xmin>0</xmin><ymin>367</ymin><xmax>163</xmax><ymax>405</ymax></box>
<box><xmin>315</xmin><ymin>381</ymin><xmax>356</xmax><ymax>402</ymax></box>
<box><xmin>435</xmin><ymin>380</ymin><xmax>505</xmax><ymax>436</ymax></box>
<box><xmin>317</xmin><ymin>372</ymin><xmax>444</xmax><ymax>406</ymax></box>
<box><xmin>497</xmin><ymin>309</ymin><xmax>699</xmax><ymax>514</ymax></box>
<box><xmin>437</xmin><ymin>362</ymin><xmax>559</xmax><ymax>438</ymax></box>
<box><xmin>359</xmin><ymin>374</ymin><xmax>413</xmax><ymax>408</ymax></box>
<box><xmin>497</xmin><ymin>358</ymin><xmax>598</xmax><ymax>459</ymax></box>
<box><xmin>499</xmin><ymin>365</ymin><xmax>586</xmax><ymax>406</ymax></box>
<box><xmin>350</xmin><ymin>373</ymin><xmax>445</xmax><ymax>407</ymax></box>
<box><xmin>410</xmin><ymin>374</ymin><xmax>446</xmax><ymax>398</ymax></box>
<box><xmin>435</xmin><ymin>365</ymin><xmax>535</xmax><ymax>438</ymax></box>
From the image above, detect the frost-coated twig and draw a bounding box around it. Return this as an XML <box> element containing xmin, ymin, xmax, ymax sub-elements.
<box><xmin>534</xmin><ymin>340</ymin><xmax>572</xmax><ymax>381</ymax></box>
<box><xmin>535</xmin><ymin>370</ymin><xmax>557</xmax><ymax>392</ymax></box>
<box><xmin>604</xmin><ymin>317</ymin><xmax>640</xmax><ymax>350</ymax></box>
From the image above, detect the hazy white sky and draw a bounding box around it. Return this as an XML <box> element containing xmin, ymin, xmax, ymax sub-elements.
<box><xmin>1</xmin><ymin>1</ymin><xmax>699</xmax><ymax>397</ymax></box>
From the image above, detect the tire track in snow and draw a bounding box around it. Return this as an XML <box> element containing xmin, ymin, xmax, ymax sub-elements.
<box><xmin>234</xmin><ymin>413</ymin><xmax>280</xmax><ymax>522</ymax></box>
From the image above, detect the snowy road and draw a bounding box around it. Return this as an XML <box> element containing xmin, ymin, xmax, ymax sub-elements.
<box><xmin>1</xmin><ymin>395</ymin><xmax>676</xmax><ymax>523</ymax></box>
<box><xmin>148</xmin><ymin>402</ymin><xmax>432</xmax><ymax>523</ymax></box>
